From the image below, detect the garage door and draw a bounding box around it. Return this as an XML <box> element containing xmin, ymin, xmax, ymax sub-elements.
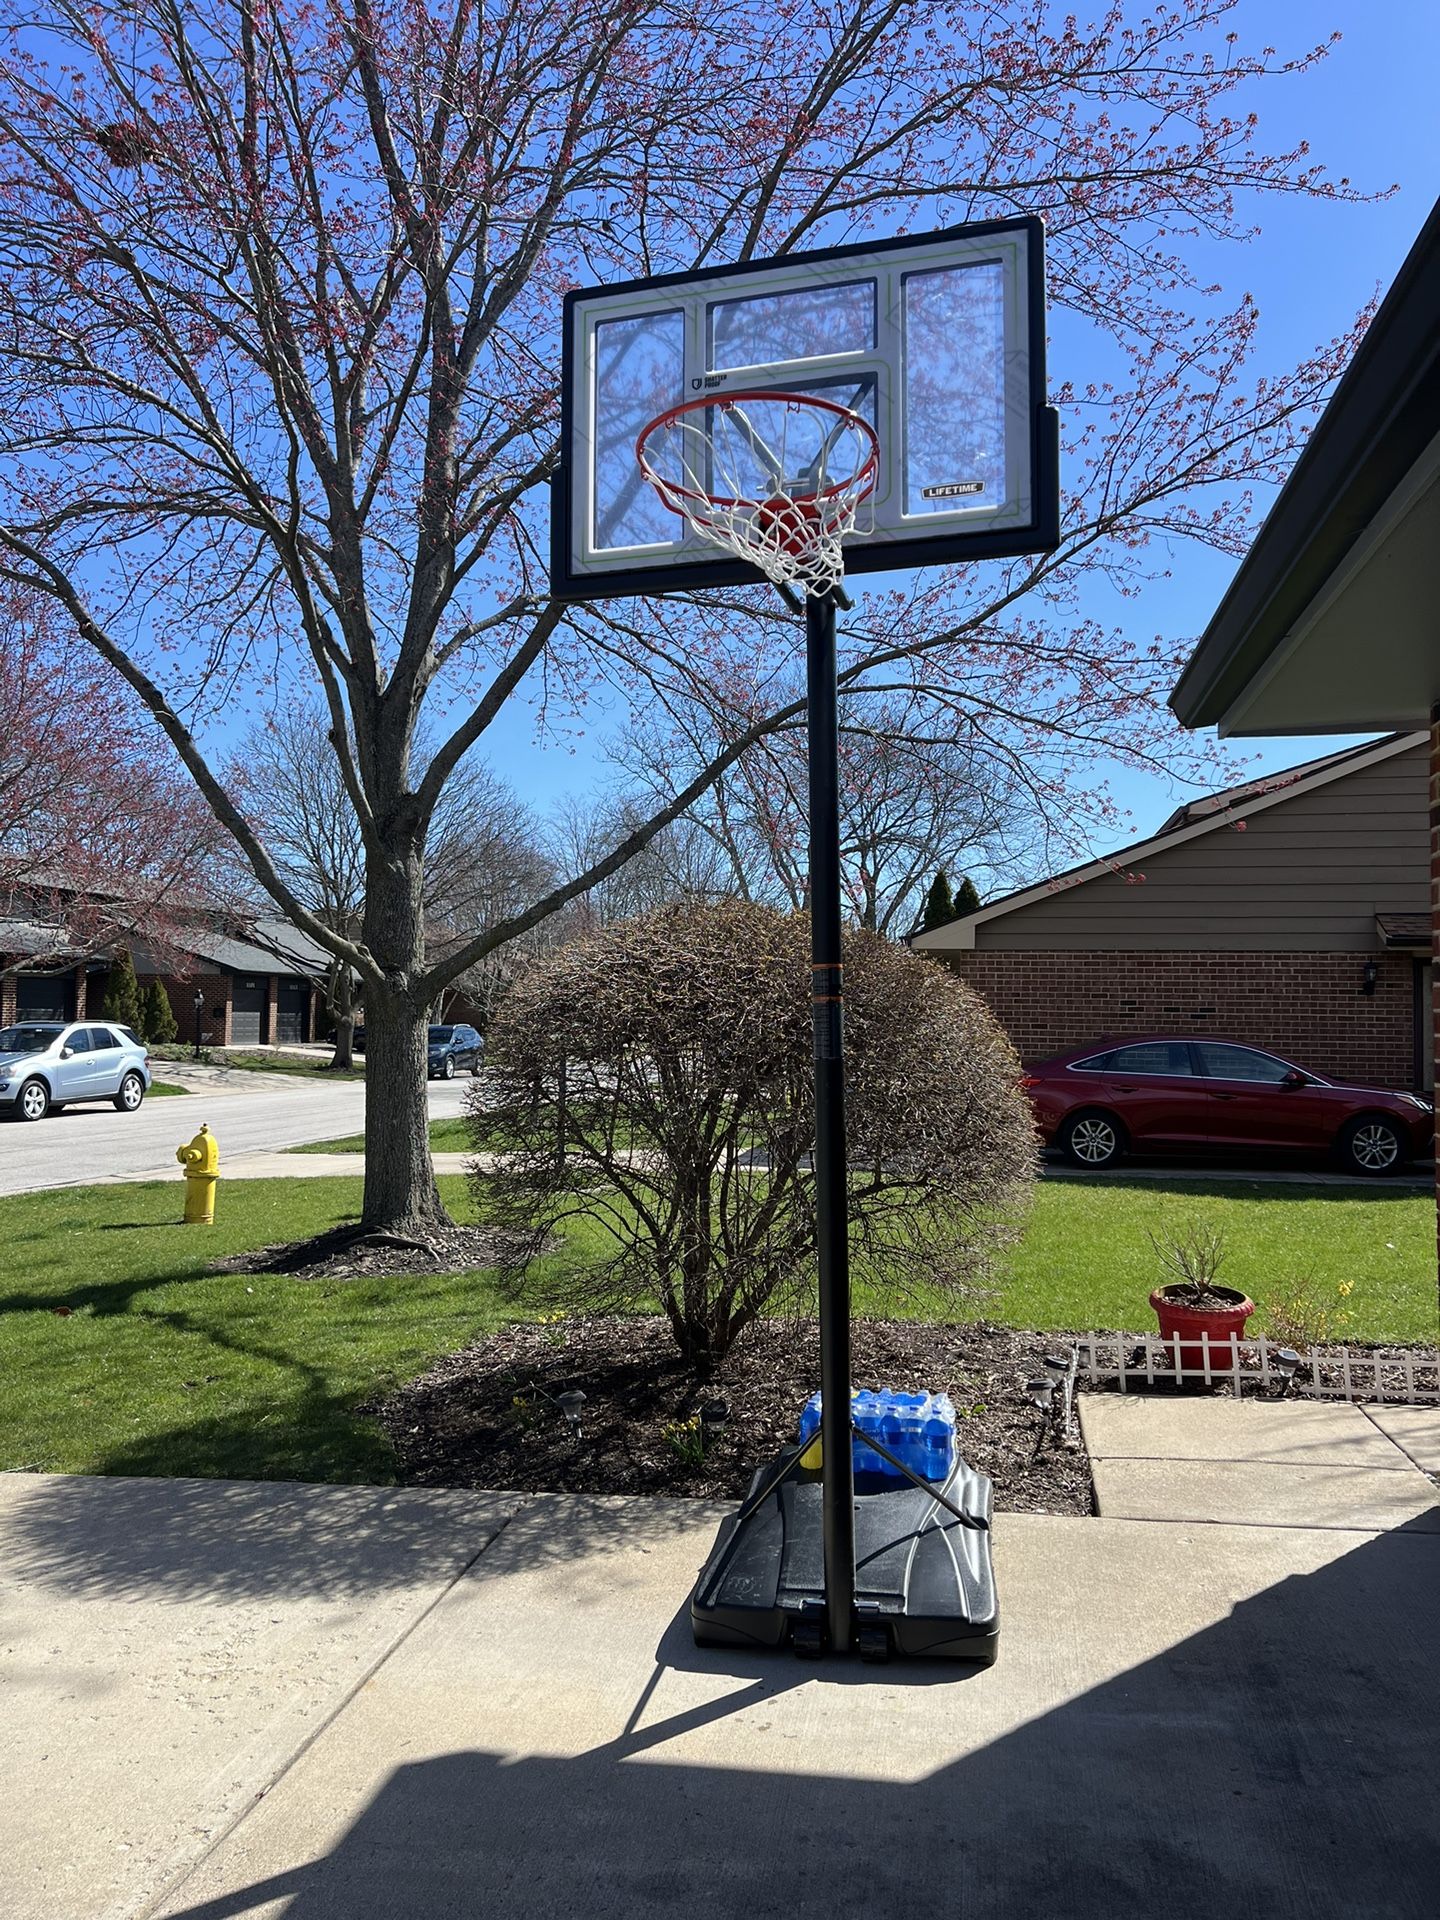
<box><xmin>231</xmin><ymin>977</ymin><xmax>267</xmax><ymax>1046</ymax></box>
<box><xmin>17</xmin><ymin>974</ymin><xmax>75</xmax><ymax>1021</ymax></box>
<box><xmin>276</xmin><ymin>980</ymin><xmax>309</xmax><ymax>1045</ymax></box>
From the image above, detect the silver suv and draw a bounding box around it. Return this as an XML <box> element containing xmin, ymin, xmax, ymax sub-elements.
<box><xmin>0</xmin><ymin>1021</ymin><xmax>153</xmax><ymax>1122</ymax></box>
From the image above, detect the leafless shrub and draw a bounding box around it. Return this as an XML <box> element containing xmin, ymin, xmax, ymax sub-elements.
<box><xmin>1149</xmin><ymin>1222</ymin><xmax>1238</xmax><ymax>1307</ymax></box>
<box><xmin>468</xmin><ymin>900</ymin><xmax>1035</xmax><ymax>1368</ymax></box>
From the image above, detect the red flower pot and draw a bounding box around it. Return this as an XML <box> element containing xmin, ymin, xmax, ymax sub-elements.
<box><xmin>1149</xmin><ymin>1285</ymin><xmax>1255</xmax><ymax>1377</ymax></box>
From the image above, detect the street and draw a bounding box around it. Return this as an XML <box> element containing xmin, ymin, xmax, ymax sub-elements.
<box><xmin>0</xmin><ymin>1061</ymin><xmax>472</xmax><ymax>1196</ymax></box>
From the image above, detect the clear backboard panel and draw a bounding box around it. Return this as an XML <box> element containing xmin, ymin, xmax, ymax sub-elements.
<box><xmin>639</xmin><ymin>376</ymin><xmax>877</xmax><ymax>506</ymax></box>
<box><xmin>552</xmin><ymin>216</ymin><xmax>1059</xmax><ymax>600</ymax></box>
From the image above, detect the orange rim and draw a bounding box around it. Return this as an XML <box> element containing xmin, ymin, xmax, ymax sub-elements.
<box><xmin>635</xmin><ymin>388</ymin><xmax>880</xmax><ymax>521</ymax></box>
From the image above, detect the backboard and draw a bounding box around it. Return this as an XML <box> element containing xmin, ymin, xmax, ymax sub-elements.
<box><xmin>551</xmin><ymin>215</ymin><xmax>1058</xmax><ymax>601</ymax></box>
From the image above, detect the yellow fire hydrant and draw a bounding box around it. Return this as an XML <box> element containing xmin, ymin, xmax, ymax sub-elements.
<box><xmin>176</xmin><ymin>1123</ymin><xmax>220</xmax><ymax>1225</ymax></box>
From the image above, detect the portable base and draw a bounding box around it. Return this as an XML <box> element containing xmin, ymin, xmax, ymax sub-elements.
<box><xmin>691</xmin><ymin>1448</ymin><xmax>998</xmax><ymax>1663</ymax></box>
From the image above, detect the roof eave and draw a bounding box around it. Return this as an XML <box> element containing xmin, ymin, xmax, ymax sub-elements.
<box><xmin>1170</xmin><ymin>197</ymin><xmax>1440</xmax><ymax>730</ymax></box>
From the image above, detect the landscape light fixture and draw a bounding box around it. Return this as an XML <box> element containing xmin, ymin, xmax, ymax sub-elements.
<box><xmin>555</xmin><ymin>1390</ymin><xmax>587</xmax><ymax>1435</ymax></box>
<box><xmin>192</xmin><ymin>988</ymin><xmax>204</xmax><ymax>1060</ymax></box>
<box><xmin>1273</xmin><ymin>1348</ymin><xmax>1302</xmax><ymax>1390</ymax></box>
<box><xmin>699</xmin><ymin>1398</ymin><xmax>730</xmax><ymax>1441</ymax></box>
<box><xmin>1025</xmin><ymin>1376</ymin><xmax>1055</xmax><ymax>1412</ymax></box>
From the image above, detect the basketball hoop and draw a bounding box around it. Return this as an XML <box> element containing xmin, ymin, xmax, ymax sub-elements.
<box><xmin>558</xmin><ymin>225</ymin><xmax>1053</xmax><ymax>1663</ymax></box>
<box><xmin>635</xmin><ymin>389</ymin><xmax>879</xmax><ymax>600</ymax></box>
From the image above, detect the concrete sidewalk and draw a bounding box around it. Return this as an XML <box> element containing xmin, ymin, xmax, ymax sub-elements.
<box><xmin>213</xmin><ymin>1150</ymin><xmax>474</xmax><ymax>1180</ymax></box>
<box><xmin>2</xmin><ymin>1462</ymin><xmax>1436</xmax><ymax>1920</ymax></box>
<box><xmin>1081</xmin><ymin>1394</ymin><xmax>1440</xmax><ymax>1530</ymax></box>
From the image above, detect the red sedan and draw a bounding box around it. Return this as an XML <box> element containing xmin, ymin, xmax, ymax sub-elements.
<box><xmin>1025</xmin><ymin>1036</ymin><xmax>1433</xmax><ymax>1176</ymax></box>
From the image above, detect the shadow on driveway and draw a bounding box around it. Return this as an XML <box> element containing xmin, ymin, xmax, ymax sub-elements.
<box><xmin>147</xmin><ymin>1515</ymin><xmax>1436</xmax><ymax>1919</ymax></box>
<box><xmin>0</xmin><ymin>1476</ymin><xmax>708</xmax><ymax>1604</ymax></box>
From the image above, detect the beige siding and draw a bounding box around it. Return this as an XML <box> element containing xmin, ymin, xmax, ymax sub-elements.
<box><xmin>978</xmin><ymin>741</ymin><xmax>1428</xmax><ymax>952</ymax></box>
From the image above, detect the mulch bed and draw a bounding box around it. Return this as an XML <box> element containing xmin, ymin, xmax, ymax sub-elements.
<box><xmin>213</xmin><ymin>1223</ymin><xmax>518</xmax><ymax>1282</ymax></box>
<box><xmin>368</xmin><ymin>1315</ymin><xmax>1095</xmax><ymax>1516</ymax></box>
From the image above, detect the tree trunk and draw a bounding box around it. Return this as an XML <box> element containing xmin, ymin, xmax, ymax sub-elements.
<box><xmin>328</xmin><ymin>964</ymin><xmax>357</xmax><ymax>1071</ymax></box>
<box><xmin>360</xmin><ymin>855</ymin><xmax>447</xmax><ymax>1233</ymax></box>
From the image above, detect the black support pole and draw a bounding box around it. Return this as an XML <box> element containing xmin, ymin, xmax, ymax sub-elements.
<box><xmin>805</xmin><ymin>589</ymin><xmax>855</xmax><ymax>1655</ymax></box>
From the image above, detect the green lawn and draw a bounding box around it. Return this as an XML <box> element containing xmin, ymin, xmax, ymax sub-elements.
<box><xmin>221</xmin><ymin>1049</ymin><xmax>365</xmax><ymax>1080</ymax></box>
<box><xmin>0</xmin><ymin>1171</ymin><xmax>1432</xmax><ymax>1486</ymax></box>
<box><xmin>0</xmin><ymin>1176</ymin><xmax>511</xmax><ymax>1482</ymax></box>
<box><xmin>985</xmin><ymin>1176</ymin><xmax>1437</xmax><ymax>1343</ymax></box>
<box><xmin>147</xmin><ymin>1080</ymin><xmax>189</xmax><ymax>1098</ymax></box>
<box><xmin>289</xmin><ymin>1117</ymin><xmax>470</xmax><ymax>1154</ymax></box>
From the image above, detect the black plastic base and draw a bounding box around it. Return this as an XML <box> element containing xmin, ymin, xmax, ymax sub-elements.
<box><xmin>691</xmin><ymin>1448</ymin><xmax>999</xmax><ymax>1663</ymax></box>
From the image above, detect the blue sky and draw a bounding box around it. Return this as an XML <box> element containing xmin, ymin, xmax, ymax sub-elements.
<box><xmin>479</xmin><ymin>0</ymin><xmax>1440</xmax><ymax>859</ymax></box>
<box><xmin>1091</xmin><ymin>0</ymin><xmax>1440</xmax><ymax>840</ymax></box>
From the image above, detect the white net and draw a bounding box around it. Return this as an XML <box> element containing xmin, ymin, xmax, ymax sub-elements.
<box><xmin>637</xmin><ymin>391</ymin><xmax>878</xmax><ymax>598</ymax></box>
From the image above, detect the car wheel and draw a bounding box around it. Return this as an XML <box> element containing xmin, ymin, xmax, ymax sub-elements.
<box><xmin>470</xmin><ymin>1056</ymin><xmax>482</xmax><ymax>1077</ymax></box>
<box><xmin>1059</xmin><ymin>1109</ymin><xmax>1125</xmax><ymax>1170</ymax></box>
<box><xmin>114</xmin><ymin>1072</ymin><xmax>145</xmax><ymax>1114</ymax></box>
<box><xmin>1339</xmin><ymin>1115</ymin><xmax>1404</xmax><ymax>1176</ymax></box>
<box><xmin>16</xmin><ymin>1079</ymin><xmax>50</xmax><ymax>1123</ymax></box>
<box><xmin>442</xmin><ymin>1056</ymin><xmax>455</xmax><ymax>1080</ymax></box>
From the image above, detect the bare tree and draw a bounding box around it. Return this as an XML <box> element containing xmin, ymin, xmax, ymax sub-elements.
<box><xmin>609</xmin><ymin>695</ymin><xmax>1038</xmax><ymax>935</ymax></box>
<box><xmin>230</xmin><ymin>706</ymin><xmax>547</xmax><ymax>1061</ymax></box>
<box><xmin>226</xmin><ymin>710</ymin><xmax>369</xmax><ymax>1064</ymax></box>
<box><xmin>425</xmin><ymin>784</ymin><xmax>558</xmax><ymax>1029</ymax></box>
<box><xmin>0</xmin><ymin>1</ymin><xmax>1369</xmax><ymax>1236</ymax></box>
<box><xmin>548</xmin><ymin>792</ymin><xmax>736</xmax><ymax>929</ymax></box>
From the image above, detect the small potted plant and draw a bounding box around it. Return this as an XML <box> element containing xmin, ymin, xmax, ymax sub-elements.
<box><xmin>1149</xmin><ymin>1224</ymin><xmax>1254</xmax><ymax>1375</ymax></box>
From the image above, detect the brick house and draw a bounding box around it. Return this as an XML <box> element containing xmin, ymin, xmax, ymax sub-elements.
<box><xmin>132</xmin><ymin>920</ymin><xmax>331</xmax><ymax>1048</ymax></box>
<box><xmin>911</xmin><ymin>732</ymin><xmax>1432</xmax><ymax>1092</ymax></box>
<box><xmin>1</xmin><ymin>908</ymin><xmax>329</xmax><ymax>1047</ymax></box>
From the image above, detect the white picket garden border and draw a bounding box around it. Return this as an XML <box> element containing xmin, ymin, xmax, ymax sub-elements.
<box><xmin>1072</xmin><ymin>1331</ymin><xmax>1440</xmax><ymax>1406</ymax></box>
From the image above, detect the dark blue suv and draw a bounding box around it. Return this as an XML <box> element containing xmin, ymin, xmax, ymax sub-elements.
<box><xmin>427</xmin><ymin>1024</ymin><xmax>483</xmax><ymax>1079</ymax></box>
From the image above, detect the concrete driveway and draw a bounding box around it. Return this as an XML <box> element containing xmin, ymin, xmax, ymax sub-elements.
<box><xmin>1</xmin><ymin>1430</ymin><xmax>1435</xmax><ymax>1920</ymax></box>
<box><xmin>0</xmin><ymin>1067</ymin><xmax>472</xmax><ymax>1196</ymax></box>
